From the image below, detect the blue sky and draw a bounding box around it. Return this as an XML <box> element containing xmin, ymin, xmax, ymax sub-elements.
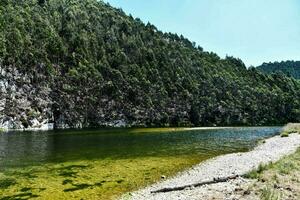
<box><xmin>104</xmin><ymin>0</ymin><xmax>300</xmax><ymax>66</ymax></box>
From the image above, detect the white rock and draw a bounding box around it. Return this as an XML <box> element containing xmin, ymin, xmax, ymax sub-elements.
<box><xmin>30</xmin><ymin>118</ymin><xmax>40</xmax><ymax>128</ymax></box>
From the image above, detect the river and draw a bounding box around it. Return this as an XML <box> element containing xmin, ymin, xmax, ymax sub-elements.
<box><xmin>0</xmin><ymin>127</ymin><xmax>281</xmax><ymax>199</ymax></box>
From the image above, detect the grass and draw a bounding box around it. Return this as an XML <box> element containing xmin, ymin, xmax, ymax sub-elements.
<box><xmin>244</xmin><ymin>149</ymin><xmax>300</xmax><ymax>199</ymax></box>
<box><xmin>244</xmin><ymin>163</ymin><xmax>271</xmax><ymax>179</ymax></box>
<box><xmin>260</xmin><ymin>187</ymin><xmax>281</xmax><ymax>200</ymax></box>
<box><xmin>243</xmin><ymin>123</ymin><xmax>300</xmax><ymax>199</ymax></box>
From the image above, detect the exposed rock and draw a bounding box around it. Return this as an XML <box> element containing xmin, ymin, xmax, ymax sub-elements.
<box><xmin>104</xmin><ymin>119</ymin><xmax>127</xmax><ymax>128</ymax></box>
<box><xmin>0</xmin><ymin>66</ymin><xmax>54</xmax><ymax>131</ymax></box>
<box><xmin>0</xmin><ymin>64</ymin><xmax>193</xmax><ymax>130</ymax></box>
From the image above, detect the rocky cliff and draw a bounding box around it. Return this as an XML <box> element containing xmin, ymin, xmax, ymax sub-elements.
<box><xmin>1</xmin><ymin>0</ymin><xmax>299</xmax><ymax>130</ymax></box>
<box><xmin>0</xmin><ymin>66</ymin><xmax>53</xmax><ymax>130</ymax></box>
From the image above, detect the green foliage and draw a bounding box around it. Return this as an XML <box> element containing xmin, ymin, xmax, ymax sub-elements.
<box><xmin>277</xmin><ymin>161</ymin><xmax>296</xmax><ymax>175</ymax></box>
<box><xmin>280</xmin><ymin>123</ymin><xmax>300</xmax><ymax>137</ymax></box>
<box><xmin>280</xmin><ymin>132</ymin><xmax>289</xmax><ymax>137</ymax></box>
<box><xmin>257</xmin><ymin>61</ymin><xmax>300</xmax><ymax>79</ymax></box>
<box><xmin>38</xmin><ymin>0</ymin><xmax>46</xmax><ymax>6</ymax></box>
<box><xmin>283</xmin><ymin>123</ymin><xmax>300</xmax><ymax>134</ymax></box>
<box><xmin>245</xmin><ymin>147</ymin><xmax>300</xmax><ymax>199</ymax></box>
<box><xmin>260</xmin><ymin>187</ymin><xmax>280</xmax><ymax>200</ymax></box>
<box><xmin>1</xmin><ymin>0</ymin><xmax>300</xmax><ymax>128</ymax></box>
<box><xmin>244</xmin><ymin>164</ymin><xmax>269</xmax><ymax>179</ymax></box>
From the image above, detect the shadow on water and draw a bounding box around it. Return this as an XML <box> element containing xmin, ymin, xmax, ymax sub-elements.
<box><xmin>0</xmin><ymin>178</ymin><xmax>17</xmax><ymax>189</ymax></box>
<box><xmin>63</xmin><ymin>181</ymin><xmax>105</xmax><ymax>192</ymax></box>
<box><xmin>0</xmin><ymin>193</ymin><xmax>39</xmax><ymax>200</ymax></box>
<box><xmin>9</xmin><ymin>171</ymin><xmax>38</xmax><ymax>179</ymax></box>
<box><xmin>57</xmin><ymin>165</ymin><xmax>90</xmax><ymax>178</ymax></box>
<box><xmin>54</xmin><ymin>165</ymin><xmax>118</xmax><ymax>192</ymax></box>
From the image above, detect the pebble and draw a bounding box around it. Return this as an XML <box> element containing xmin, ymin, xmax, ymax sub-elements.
<box><xmin>121</xmin><ymin>134</ymin><xmax>300</xmax><ymax>200</ymax></box>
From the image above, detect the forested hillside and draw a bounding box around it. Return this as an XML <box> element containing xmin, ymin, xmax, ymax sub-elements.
<box><xmin>0</xmin><ymin>0</ymin><xmax>300</xmax><ymax>129</ymax></box>
<box><xmin>257</xmin><ymin>61</ymin><xmax>300</xmax><ymax>79</ymax></box>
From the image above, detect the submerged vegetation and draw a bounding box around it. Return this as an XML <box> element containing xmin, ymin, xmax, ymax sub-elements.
<box><xmin>0</xmin><ymin>151</ymin><xmax>203</xmax><ymax>199</ymax></box>
<box><xmin>0</xmin><ymin>127</ymin><xmax>281</xmax><ymax>199</ymax></box>
<box><xmin>0</xmin><ymin>0</ymin><xmax>300</xmax><ymax>129</ymax></box>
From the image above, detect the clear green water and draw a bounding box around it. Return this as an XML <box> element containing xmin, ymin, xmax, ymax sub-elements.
<box><xmin>0</xmin><ymin>127</ymin><xmax>281</xmax><ymax>199</ymax></box>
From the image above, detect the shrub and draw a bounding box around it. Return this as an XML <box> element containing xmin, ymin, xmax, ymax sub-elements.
<box><xmin>280</xmin><ymin>132</ymin><xmax>289</xmax><ymax>137</ymax></box>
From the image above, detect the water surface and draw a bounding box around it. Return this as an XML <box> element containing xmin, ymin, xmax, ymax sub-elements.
<box><xmin>0</xmin><ymin>127</ymin><xmax>281</xmax><ymax>199</ymax></box>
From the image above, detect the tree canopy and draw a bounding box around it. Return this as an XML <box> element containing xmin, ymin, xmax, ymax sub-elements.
<box><xmin>0</xmin><ymin>0</ymin><xmax>300</xmax><ymax>128</ymax></box>
<box><xmin>257</xmin><ymin>61</ymin><xmax>300</xmax><ymax>79</ymax></box>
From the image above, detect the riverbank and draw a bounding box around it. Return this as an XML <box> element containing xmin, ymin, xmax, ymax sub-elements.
<box><xmin>0</xmin><ymin>126</ymin><xmax>235</xmax><ymax>133</ymax></box>
<box><xmin>242</xmin><ymin>147</ymin><xmax>300</xmax><ymax>200</ymax></box>
<box><xmin>242</xmin><ymin>124</ymin><xmax>300</xmax><ymax>200</ymax></box>
<box><xmin>122</xmin><ymin>127</ymin><xmax>300</xmax><ymax>200</ymax></box>
<box><xmin>0</xmin><ymin>125</ymin><xmax>278</xmax><ymax>133</ymax></box>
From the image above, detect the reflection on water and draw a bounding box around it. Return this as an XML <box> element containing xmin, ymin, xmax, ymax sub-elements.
<box><xmin>0</xmin><ymin>127</ymin><xmax>282</xmax><ymax>168</ymax></box>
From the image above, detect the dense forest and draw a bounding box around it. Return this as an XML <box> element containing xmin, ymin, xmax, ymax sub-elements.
<box><xmin>257</xmin><ymin>61</ymin><xmax>300</xmax><ymax>79</ymax></box>
<box><xmin>0</xmin><ymin>0</ymin><xmax>300</xmax><ymax>129</ymax></box>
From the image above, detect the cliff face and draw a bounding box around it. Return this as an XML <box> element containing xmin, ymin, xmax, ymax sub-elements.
<box><xmin>0</xmin><ymin>65</ymin><xmax>190</xmax><ymax>130</ymax></box>
<box><xmin>0</xmin><ymin>66</ymin><xmax>53</xmax><ymax>130</ymax></box>
<box><xmin>0</xmin><ymin>0</ymin><xmax>300</xmax><ymax>130</ymax></box>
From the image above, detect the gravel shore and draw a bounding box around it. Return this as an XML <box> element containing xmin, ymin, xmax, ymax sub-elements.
<box><xmin>121</xmin><ymin>133</ymin><xmax>300</xmax><ymax>200</ymax></box>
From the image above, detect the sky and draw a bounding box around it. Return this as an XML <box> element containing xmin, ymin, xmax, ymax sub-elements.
<box><xmin>104</xmin><ymin>0</ymin><xmax>300</xmax><ymax>66</ymax></box>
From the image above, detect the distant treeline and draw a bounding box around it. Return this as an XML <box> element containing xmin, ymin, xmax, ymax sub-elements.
<box><xmin>257</xmin><ymin>61</ymin><xmax>300</xmax><ymax>79</ymax></box>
